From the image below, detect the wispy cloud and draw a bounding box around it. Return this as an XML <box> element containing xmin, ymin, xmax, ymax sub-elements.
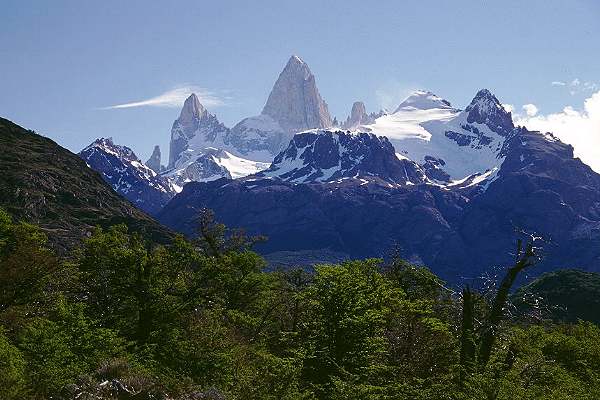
<box><xmin>551</xmin><ymin>79</ymin><xmax>598</xmax><ymax>95</ymax></box>
<box><xmin>515</xmin><ymin>90</ymin><xmax>600</xmax><ymax>172</ymax></box>
<box><xmin>375</xmin><ymin>80</ymin><xmax>421</xmax><ymax>111</ymax></box>
<box><xmin>100</xmin><ymin>85</ymin><xmax>227</xmax><ymax>110</ymax></box>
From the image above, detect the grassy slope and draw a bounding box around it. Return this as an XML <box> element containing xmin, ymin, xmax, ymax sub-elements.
<box><xmin>0</xmin><ymin>117</ymin><xmax>171</xmax><ymax>250</ymax></box>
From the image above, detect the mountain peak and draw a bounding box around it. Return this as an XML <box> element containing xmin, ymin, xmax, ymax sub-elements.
<box><xmin>395</xmin><ymin>90</ymin><xmax>453</xmax><ymax>112</ymax></box>
<box><xmin>288</xmin><ymin>54</ymin><xmax>306</xmax><ymax>66</ymax></box>
<box><xmin>261</xmin><ymin>56</ymin><xmax>332</xmax><ymax>133</ymax></box>
<box><xmin>465</xmin><ymin>89</ymin><xmax>514</xmax><ymax>135</ymax></box>
<box><xmin>84</xmin><ymin>137</ymin><xmax>137</xmax><ymax>163</ymax></box>
<box><xmin>466</xmin><ymin>89</ymin><xmax>502</xmax><ymax>110</ymax></box>
<box><xmin>179</xmin><ymin>93</ymin><xmax>206</xmax><ymax>123</ymax></box>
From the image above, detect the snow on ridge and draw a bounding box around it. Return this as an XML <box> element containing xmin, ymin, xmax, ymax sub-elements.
<box><xmin>355</xmin><ymin>92</ymin><xmax>510</xmax><ymax>183</ymax></box>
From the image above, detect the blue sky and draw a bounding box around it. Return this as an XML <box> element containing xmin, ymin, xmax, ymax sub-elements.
<box><xmin>1</xmin><ymin>0</ymin><xmax>599</xmax><ymax>162</ymax></box>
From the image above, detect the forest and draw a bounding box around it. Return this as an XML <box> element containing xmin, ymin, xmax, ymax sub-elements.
<box><xmin>1</xmin><ymin>207</ymin><xmax>599</xmax><ymax>400</ymax></box>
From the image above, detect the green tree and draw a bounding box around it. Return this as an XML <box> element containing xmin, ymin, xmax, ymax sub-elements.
<box><xmin>298</xmin><ymin>259</ymin><xmax>404</xmax><ymax>396</ymax></box>
<box><xmin>0</xmin><ymin>209</ymin><xmax>59</xmax><ymax>312</ymax></box>
<box><xmin>0</xmin><ymin>328</ymin><xmax>27</xmax><ymax>400</ymax></box>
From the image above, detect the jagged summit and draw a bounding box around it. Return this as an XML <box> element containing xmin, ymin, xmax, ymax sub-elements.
<box><xmin>168</xmin><ymin>94</ymin><xmax>229</xmax><ymax>168</ymax></box>
<box><xmin>84</xmin><ymin>137</ymin><xmax>137</xmax><ymax>163</ymax></box>
<box><xmin>465</xmin><ymin>89</ymin><xmax>514</xmax><ymax>136</ymax></box>
<box><xmin>179</xmin><ymin>93</ymin><xmax>206</xmax><ymax>123</ymax></box>
<box><xmin>394</xmin><ymin>90</ymin><xmax>453</xmax><ymax>112</ymax></box>
<box><xmin>80</xmin><ymin>138</ymin><xmax>176</xmax><ymax>215</ymax></box>
<box><xmin>261</xmin><ymin>55</ymin><xmax>332</xmax><ymax>134</ymax></box>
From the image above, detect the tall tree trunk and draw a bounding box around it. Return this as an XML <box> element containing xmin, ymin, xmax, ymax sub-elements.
<box><xmin>478</xmin><ymin>240</ymin><xmax>535</xmax><ymax>368</ymax></box>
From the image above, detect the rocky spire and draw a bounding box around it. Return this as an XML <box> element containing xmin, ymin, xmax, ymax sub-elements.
<box><xmin>343</xmin><ymin>101</ymin><xmax>368</xmax><ymax>129</ymax></box>
<box><xmin>146</xmin><ymin>145</ymin><xmax>162</xmax><ymax>174</ymax></box>
<box><xmin>168</xmin><ymin>93</ymin><xmax>229</xmax><ymax>168</ymax></box>
<box><xmin>179</xmin><ymin>93</ymin><xmax>206</xmax><ymax>126</ymax></box>
<box><xmin>261</xmin><ymin>55</ymin><xmax>332</xmax><ymax>133</ymax></box>
<box><xmin>465</xmin><ymin>89</ymin><xmax>514</xmax><ymax>136</ymax></box>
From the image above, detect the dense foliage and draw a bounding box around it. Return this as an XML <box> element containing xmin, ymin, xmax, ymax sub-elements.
<box><xmin>0</xmin><ymin>208</ymin><xmax>599</xmax><ymax>399</ymax></box>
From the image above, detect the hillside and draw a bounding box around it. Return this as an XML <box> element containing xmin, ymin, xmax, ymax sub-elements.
<box><xmin>515</xmin><ymin>269</ymin><xmax>600</xmax><ymax>324</ymax></box>
<box><xmin>0</xmin><ymin>117</ymin><xmax>171</xmax><ymax>250</ymax></box>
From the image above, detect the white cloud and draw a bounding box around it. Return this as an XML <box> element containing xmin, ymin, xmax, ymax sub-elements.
<box><xmin>502</xmin><ymin>103</ymin><xmax>514</xmax><ymax>113</ymax></box>
<box><xmin>551</xmin><ymin>81</ymin><xmax>566</xmax><ymax>86</ymax></box>
<box><xmin>516</xmin><ymin>90</ymin><xmax>600</xmax><ymax>172</ymax></box>
<box><xmin>522</xmin><ymin>103</ymin><xmax>538</xmax><ymax>117</ymax></box>
<box><xmin>101</xmin><ymin>85</ymin><xmax>226</xmax><ymax>110</ymax></box>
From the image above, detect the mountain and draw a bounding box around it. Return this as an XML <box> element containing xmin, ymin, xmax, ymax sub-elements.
<box><xmin>158</xmin><ymin>89</ymin><xmax>600</xmax><ymax>282</ymax></box>
<box><xmin>79</xmin><ymin>138</ymin><xmax>177</xmax><ymax>215</ymax></box>
<box><xmin>164</xmin><ymin>93</ymin><xmax>269</xmax><ymax>188</ymax></box>
<box><xmin>229</xmin><ymin>55</ymin><xmax>333</xmax><ymax>159</ymax></box>
<box><xmin>164</xmin><ymin>55</ymin><xmax>334</xmax><ymax>189</ymax></box>
<box><xmin>358</xmin><ymin>89</ymin><xmax>513</xmax><ymax>183</ymax></box>
<box><xmin>167</xmin><ymin>93</ymin><xmax>232</xmax><ymax>169</ymax></box>
<box><xmin>258</xmin><ymin>130</ymin><xmax>426</xmax><ymax>185</ymax></box>
<box><xmin>261</xmin><ymin>55</ymin><xmax>332</xmax><ymax>134</ymax></box>
<box><xmin>0</xmin><ymin>117</ymin><xmax>170</xmax><ymax>250</ymax></box>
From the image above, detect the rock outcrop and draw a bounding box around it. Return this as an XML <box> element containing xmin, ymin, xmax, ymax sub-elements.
<box><xmin>146</xmin><ymin>145</ymin><xmax>162</xmax><ymax>174</ymax></box>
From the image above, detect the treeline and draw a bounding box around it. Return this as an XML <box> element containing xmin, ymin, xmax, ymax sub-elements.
<box><xmin>0</xmin><ymin>208</ymin><xmax>599</xmax><ymax>399</ymax></box>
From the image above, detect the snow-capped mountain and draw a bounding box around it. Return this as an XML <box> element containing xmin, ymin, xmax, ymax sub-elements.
<box><xmin>358</xmin><ymin>89</ymin><xmax>514</xmax><ymax>183</ymax></box>
<box><xmin>79</xmin><ymin>138</ymin><xmax>177</xmax><ymax>215</ymax></box>
<box><xmin>159</xmin><ymin>92</ymin><xmax>600</xmax><ymax>281</ymax></box>
<box><xmin>165</xmin><ymin>55</ymin><xmax>335</xmax><ymax>185</ymax></box>
<box><xmin>167</xmin><ymin>93</ymin><xmax>232</xmax><ymax>169</ymax></box>
<box><xmin>259</xmin><ymin>130</ymin><xmax>425</xmax><ymax>185</ymax></box>
<box><xmin>164</xmin><ymin>147</ymin><xmax>269</xmax><ymax>187</ymax></box>
<box><xmin>164</xmin><ymin>93</ymin><xmax>268</xmax><ymax>187</ymax></box>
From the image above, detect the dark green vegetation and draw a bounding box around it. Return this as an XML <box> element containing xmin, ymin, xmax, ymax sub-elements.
<box><xmin>1</xmin><ymin>208</ymin><xmax>599</xmax><ymax>400</ymax></box>
<box><xmin>515</xmin><ymin>269</ymin><xmax>600</xmax><ymax>325</ymax></box>
<box><xmin>0</xmin><ymin>117</ymin><xmax>170</xmax><ymax>251</ymax></box>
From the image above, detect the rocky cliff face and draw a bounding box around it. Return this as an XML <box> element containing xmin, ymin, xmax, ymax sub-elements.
<box><xmin>261</xmin><ymin>55</ymin><xmax>332</xmax><ymax>133</ymax></box>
